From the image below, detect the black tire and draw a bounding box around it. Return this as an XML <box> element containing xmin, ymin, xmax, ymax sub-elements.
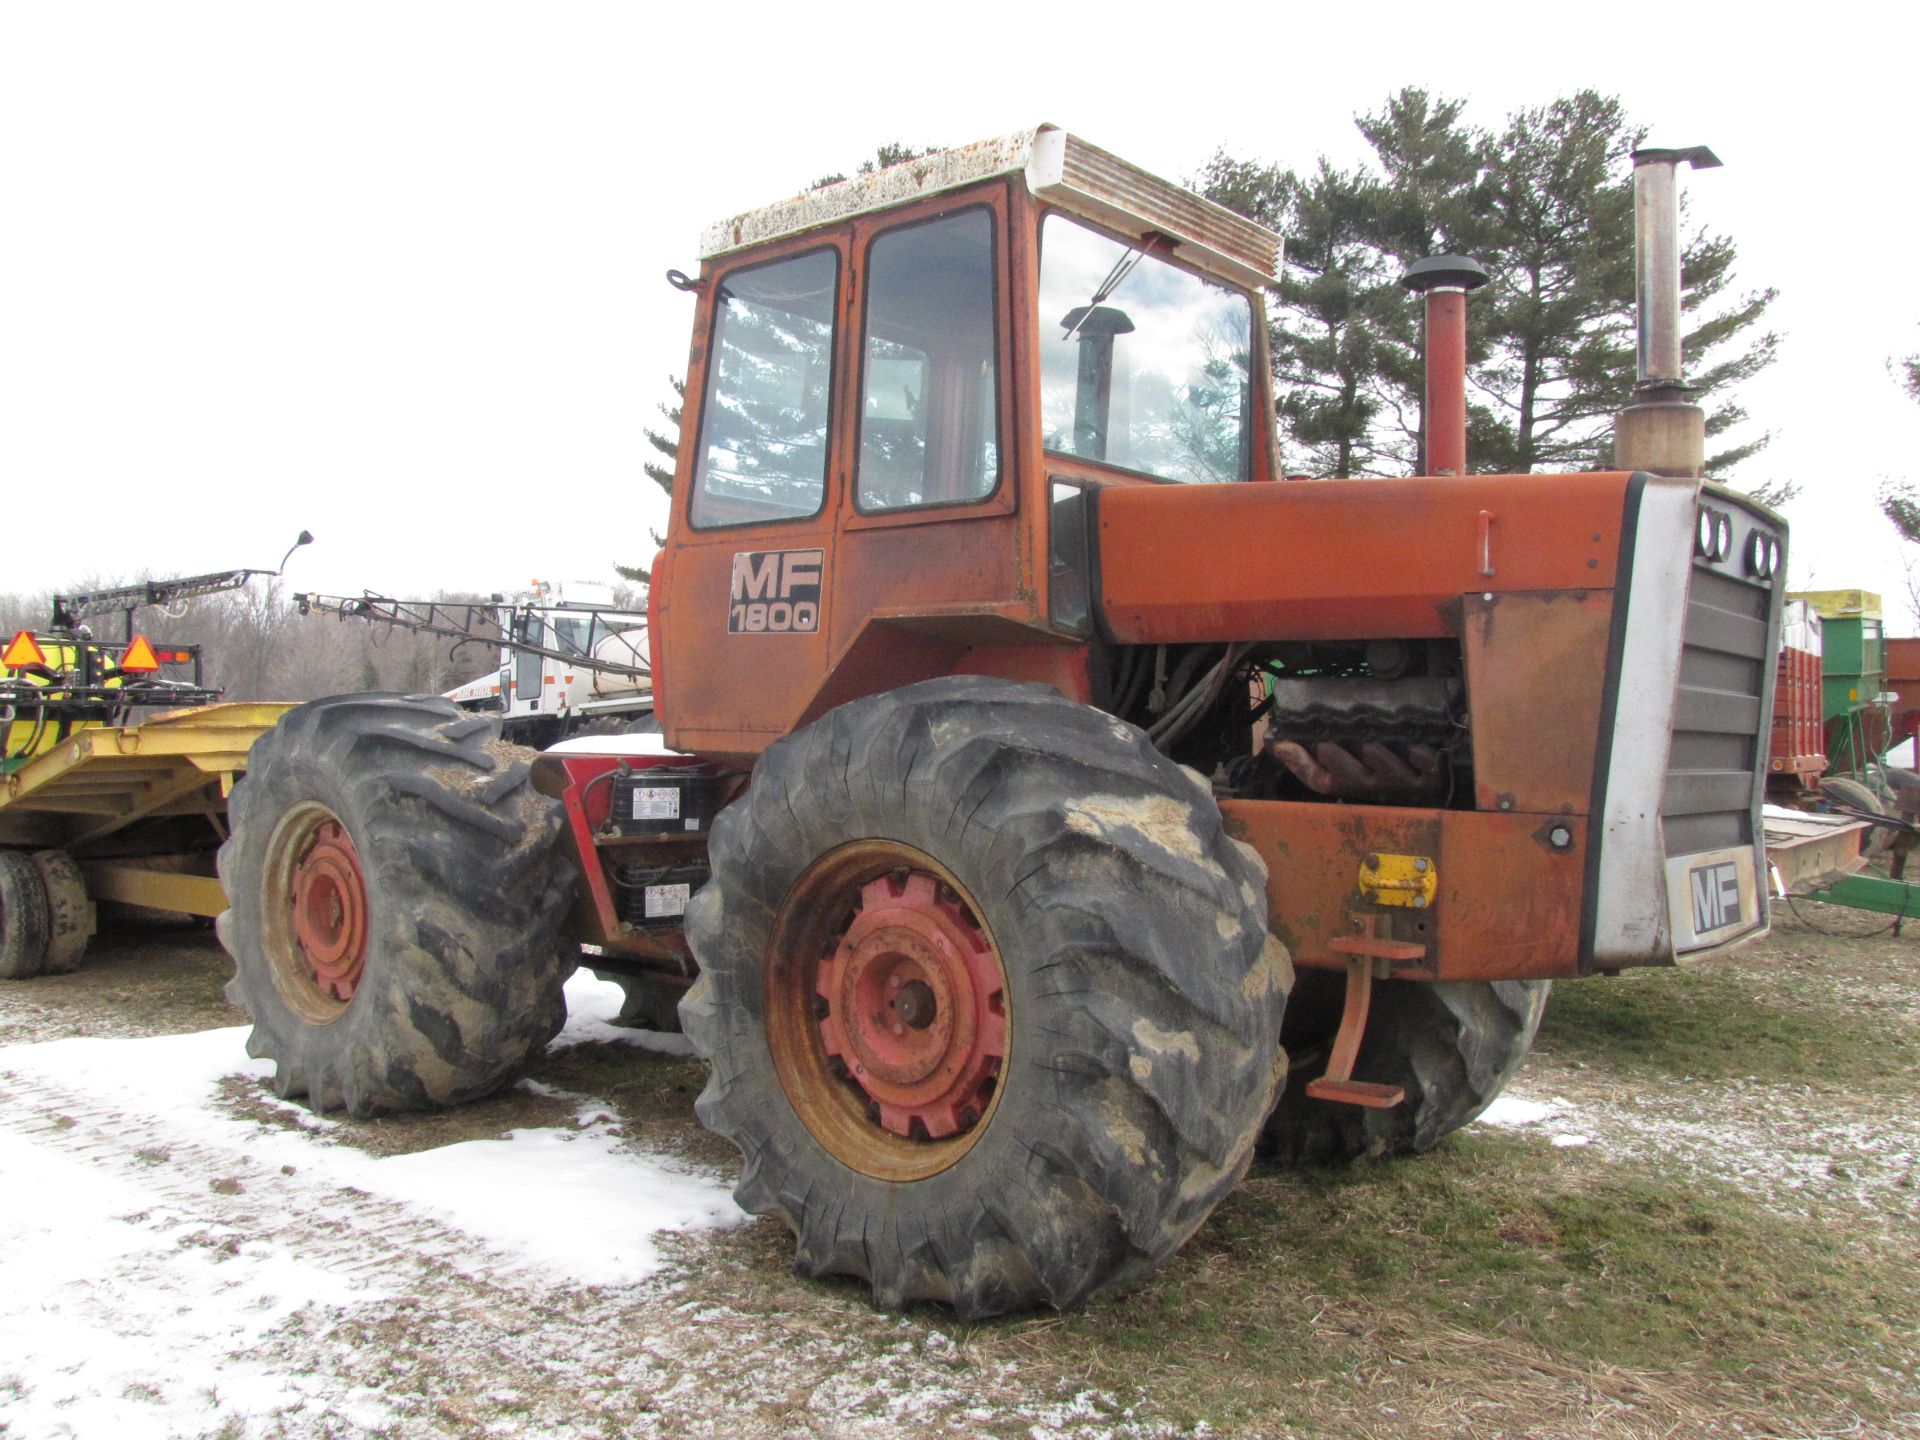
<box><xmin>593</xmin><ymin>971</ymin><xmax>685</xmax><ymax>1032</ymax></box>
<box><xmin>1821</xmin><ymin>775</ymin><xmax>1883</xmax><ymax>815</ymax></box>
<box><xmin>682</xmin><ymin>676</ymin><xmax>1290</xmax><ymax>1319</ymax></box>
<box><xmin>564</xmin><ymin>712</ymin><xmax>663</xmax><ymax>744</ymax></box>
<box><xmin>216</xmin><ymin>694</ymin><xmax>575</xmax><ymax>1117</ymax></box>
<box><xmin>1261</xmin><ymin>972</ymin><xmax>1550</xmax><ymax>1164</ymax></box>
<box><xmin>0</xmin><ymin>851</ymin><xmax>51</xmax><ymax>980</ymax></box>
<box><xmin>32</xmin><ymin>850</ymin><xmax>94</xmax><ymax>974</ymax></box>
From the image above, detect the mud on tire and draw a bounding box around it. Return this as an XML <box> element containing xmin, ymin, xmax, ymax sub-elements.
<box><xmin>0</xmin><ymin>850</ymin><xmax>51</xmax><ymax>980</ymax></box>
<box><xmin>33</xmin><ymin>850</ymin><xmax>96</xmax><ymax>975</ymax></box>
<box><xmin>217</xmin><ymin>694</ymin><xmax>574</xmax><ymax>1117</ymax></box>
<box><xmin>1262</xmin><ymin>973</ymin><xmax>1549</xmax><ymax>1164</ymax></box>
<box><xmin>682</xmin><ymin>676</ymin><xmax>1290</xmax><ymax>1319</ymax></box>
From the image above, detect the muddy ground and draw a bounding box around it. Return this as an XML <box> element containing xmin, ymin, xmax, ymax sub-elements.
<box><xmin>1</xmin><ymin>908</ymin><xmax>1915</xmax><ymax>1440</ymax></box>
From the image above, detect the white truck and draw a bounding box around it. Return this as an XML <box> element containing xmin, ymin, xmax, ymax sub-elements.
<box><xmin>440</xmin><ymin>581</ymin><xmax>655</xmax><ymax>747</ymax></box>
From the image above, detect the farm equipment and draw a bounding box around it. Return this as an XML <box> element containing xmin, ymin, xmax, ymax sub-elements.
<box><xmin>294</xmin><ymin>579</ymin><xmax>653</xmax><ymax>747</ymax></box>
<box><xmin>1</xmin><ymin>550</ymin><xmax>308</xmax><ymax>975</ymax></box>
<box><xmin>216</xmin><ymin>130</ymin><xmax>1788</xmax><ymax>1317</ymax></box>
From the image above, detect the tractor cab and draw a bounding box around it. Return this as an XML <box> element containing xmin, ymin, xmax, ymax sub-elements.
<box><xmin>649</xmin><ymin>127</ymin><xmax>1283</xmax><ymax>755</ymax></box>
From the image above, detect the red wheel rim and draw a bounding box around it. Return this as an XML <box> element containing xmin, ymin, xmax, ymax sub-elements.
<box><xmin>289</xmin><ymin>819</ymin><xmax>369</xmax><ymax>1002</ymax></box>
<box><xmin>815</xmin><ymin>871</ymin><xmax>1006</xmax><ymax>1141</ymax></box>
<box><xmin>765</xmin><ymin>841</ymin><xmax>1011</xmax><ymax>1181</ymax></box>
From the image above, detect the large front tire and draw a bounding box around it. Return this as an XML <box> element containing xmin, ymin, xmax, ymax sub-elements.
<box><xmin>217</xmin><ymin>695</ymin><xmax>574</xmax><ymax>1117</ymax></box>
<box><xmin>1261</xmin><ymin>973</ymin><xmax>1549</xmax><ymax>1164</ymax></box>
<box><xmin>682</xmin><ymin>677</ymin><xmax>1290</xmax><ymax>1319</ymax></box>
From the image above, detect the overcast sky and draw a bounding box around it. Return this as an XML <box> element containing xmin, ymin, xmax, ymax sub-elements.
<box><xmin>3</xmin><ymin>2</ymin><xmax>1917</xmax><ymax>624</ymax></box>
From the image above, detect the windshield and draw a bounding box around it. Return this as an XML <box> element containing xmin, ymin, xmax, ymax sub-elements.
<box><xmin>1038</xmin><ymin>214</ymin><xmax>1254</xmax><ymax>484</ymax></box>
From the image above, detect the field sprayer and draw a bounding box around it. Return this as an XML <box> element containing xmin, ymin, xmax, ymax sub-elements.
<box><xmin>1</xmin><ymin>541</ymin><xmax>310</xmax><ymax>976</ymax></box>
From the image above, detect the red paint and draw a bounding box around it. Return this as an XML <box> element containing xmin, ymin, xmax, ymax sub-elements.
<box><xmin>291</xmin><ymin>820</ymin><xmax>368</xmax><ymax>1002</ymax></box>
<box><xmin>815</xmin><ymin>870</ymin><xmax>1006</xmax><ymax>1141</ymax></box>
<box><xmin>1423</xmin><ymin>289</ymin><xmax>1469</xmax><ymax>476</ymax></box>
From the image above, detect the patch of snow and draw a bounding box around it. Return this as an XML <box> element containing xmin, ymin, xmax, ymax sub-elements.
<box><xmin>0</xmin><ymin>1127</ymin><xmax>389</xmax><ymax>1438</ymax></box>
<box><xmin>553</xmin><ymin>970</ymin><xmax>697</xmax><ymax>1056</ymax></box>
<box><xmin>0</xmin><ymin>1019</ymin><xmax>744</xmax><ymax>1290</ymax></box>
<box><xmin>1551</xmin><ymin>1133</ymin><xmax>1592</xmax><ymax>1148</ymax></box>
<box><xmin>1475</xmin><ymin>1095</ymin><xmax>1562</xmax><ymax>1128</ymax></box>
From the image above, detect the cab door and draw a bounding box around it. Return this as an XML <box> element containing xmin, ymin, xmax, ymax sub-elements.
<box><xmin>819</xmin><ymin>190</ymin><xmax>1029</xmax><ymax>699</ymax></box>
<box><xmin>653</xmin><ymin>233</ymin><xmax>849</xmax><ymax>754</ymax></box>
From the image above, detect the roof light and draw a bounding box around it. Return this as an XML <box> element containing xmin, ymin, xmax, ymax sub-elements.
<box><xmin>121</xmin><ymin>635</ymin><xmax>162</xmax><ymax>672</ymax></box>
<box><xmin>3</xmin><ymin>630</ymin><xmax>47</xmax><ymax>669</ymax></box>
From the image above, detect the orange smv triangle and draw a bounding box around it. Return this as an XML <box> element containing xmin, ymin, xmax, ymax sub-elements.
<box><xmin>121</xmin><ymin>635</ymin><xmax>162</xmax><ymax>673</ymax></box>
<box><xmin>3</xmin><ymin>630</ymin><xmax>46</xmax><ymax>669</ymax></box>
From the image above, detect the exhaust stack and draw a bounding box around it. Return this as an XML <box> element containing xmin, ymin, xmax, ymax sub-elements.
<box><xmin>1402</xmin><ymin>255</ymin><xmax>1489</xmax><ymax>477</ymax></box>
<box><xmin>1614</xmin><ymin>145</ymin><xmax>1721</xmax><ymax>477</ymax></box>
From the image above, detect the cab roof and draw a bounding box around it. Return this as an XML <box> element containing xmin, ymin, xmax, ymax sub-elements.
<box><xmin>698</xmin><ymin>125</ymin><xmax>1284</xmax><ymax>292</ymax></box>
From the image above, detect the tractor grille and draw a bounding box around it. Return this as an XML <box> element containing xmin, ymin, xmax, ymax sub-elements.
<box><xmin>1662</xmin><ymin>550</ymin><xmax>1778</xmax><ymax>857</ymax></box>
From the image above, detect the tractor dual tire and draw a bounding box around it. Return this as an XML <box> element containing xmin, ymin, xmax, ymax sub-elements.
<box><xmin>33</xmin><ymin>850</ymin><xmax>95</xmax><ymax>974</ymax></box>
<box><xmin>682</xmin><ymin>676</ymin><xmax>1290</xmax><ymax>1320</ymax></box>
<box><xmin>1261</xmin><ymin>972</ymin><xmax>1550</xmax><ymax>1164</ymax></box>
<box><xmin>0</xmin><ymin>851</ymin><xmax>51</xmax><ymax>980</ymax></box>
<box><xmin>217</xmin><ymin>694</ymin><xmax>574</xmax><ymax>1117</ymax></box>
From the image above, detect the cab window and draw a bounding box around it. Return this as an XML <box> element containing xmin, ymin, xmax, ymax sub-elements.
<box><xmin>856</xmin><ymin>208</ymin><xmax>999</xmax><ymax>512</ymax></box>
<box><xmin>691</xmin><ymin>248</ymin><xmax>839</xmax><ymax>529</ymax></box>
<box><xmin>1038</xmin><ymin>214</ymin><xmax>1253</xmax><ymax>484</ymax></box>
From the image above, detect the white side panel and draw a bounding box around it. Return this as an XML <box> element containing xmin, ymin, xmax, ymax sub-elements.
<box><xmin>1591</xmin><ymin>475</ymin><xmax>1697</xmax><ymax>964</ymax></box>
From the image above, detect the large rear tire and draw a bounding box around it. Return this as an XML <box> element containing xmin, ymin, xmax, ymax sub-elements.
<box><xmin>1261</xmin><ymin>973</ymin><xmax>1549</xmax><ymax>1164</ymax></box>
<box><xmin>216</xmin><ymin>694</ymin><xmax>574</xmax><ymax>1117</ymax></box>
<box><xmin>682</xmin><ymin>677</ymin><xmax>1290</xmax><ymax>1319</ymax></box>
<box><xmin>0</xmin><ymin>851</ymin><xmax>51</xmax><ymax>980</ymax></box>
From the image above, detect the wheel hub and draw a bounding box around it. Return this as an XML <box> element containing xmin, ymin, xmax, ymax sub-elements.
<box><xmin>815</xmin><ymin>871</ymin><xmax>1006</xmax><ymax>1141</ymax></box>
<box><xmin>289</xmin><ymin>819</ymin><xmax>368</xmax><ymax>1002</ymax></box>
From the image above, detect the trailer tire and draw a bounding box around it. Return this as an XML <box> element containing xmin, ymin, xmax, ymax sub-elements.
<box><xmin>0</xmin><ymin>851</ymin><xmax>52</xmax><ymax>980</ymax></box>
<box><xmin>217</xmin><ymin>694</ymin><xmax>574</xmax><ymax>1117</ymax></box>
<box><xmin>1261</xmin><ymin>974</ymin><xmax>1549</xmax><ymax>1164</ymax></box>
<box><xmin>32</xmin><ymin>850</ymin><xmax>95</xmax><ymax>974</ymax></box>
<box><xmin>682</xmin><ymin>676</ymin><xmax>1289</xmax><ymax>1319</ymax></box>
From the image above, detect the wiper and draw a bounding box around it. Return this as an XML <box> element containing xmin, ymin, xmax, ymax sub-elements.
<box><xmin>1061</xmin><ymin>244</ymin><xmax>1147</xmax><ymax>342</ymax></box>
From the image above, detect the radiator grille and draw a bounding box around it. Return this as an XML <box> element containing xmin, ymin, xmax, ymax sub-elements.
<box><xmin>1663</xmin><ymin>556</ymin><xmax>1777</xmax><ymax>856</ymax></box>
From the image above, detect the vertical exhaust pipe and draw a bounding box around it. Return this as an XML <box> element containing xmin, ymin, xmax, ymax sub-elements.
<box><xmin>1614</xmin><ymin>145</ymin><xmax>1721</xmax><ymax>477</ymax></box>
<box><xmin>1401</xmin><ymin>255</ymin><xmax>1489</xmax><ymax>477</ymax></box>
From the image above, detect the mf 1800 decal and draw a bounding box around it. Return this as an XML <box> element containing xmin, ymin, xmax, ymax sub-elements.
<box><xmin>729</xmin><ymin>549</ymin><xmax>823</xmax><ymax>634</ymax></box>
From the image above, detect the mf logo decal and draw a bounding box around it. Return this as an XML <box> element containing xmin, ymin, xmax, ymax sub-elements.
<box><xmin>729</xmin><ymin>549</ymin><xmax>823</xmax><ymax>635</ymax></box>
<box><xmin>1688</xmin><ymin>860</ymin><xmax>1742</xmax><ymax>935</ymax></box>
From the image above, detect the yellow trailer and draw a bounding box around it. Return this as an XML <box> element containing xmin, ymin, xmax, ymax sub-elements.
<box><xmin>0</xmin><ymin>703</ymin><xmax>291</xmax><ymax>976</ymax></box>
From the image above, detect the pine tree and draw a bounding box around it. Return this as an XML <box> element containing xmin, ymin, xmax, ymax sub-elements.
<box><xmin>1196</xmin><ymin>154</ymin><xmax>1399</xmax><ymax>477</ymax></box>
<box><xmin>1201</xmin><ymin>89</ymin><xmax>1779</xmax><ymax>489</ymax></box>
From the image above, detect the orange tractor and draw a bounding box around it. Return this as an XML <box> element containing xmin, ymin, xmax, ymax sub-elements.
<box><xmin>216</xmin><ymin>131</ymin><xmax>1783</xmax><ymax>1317</ymax></box>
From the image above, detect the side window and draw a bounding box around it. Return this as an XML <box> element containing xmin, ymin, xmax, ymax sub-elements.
<box><xmin>857</xmin><ymin>208</ymin><xmax>999</xmax><ymax>513</ymax></box>
<box><xmin>691</xmin><ymin>248</ymin><xmax>838</xmax><ymax>529</ymax></box>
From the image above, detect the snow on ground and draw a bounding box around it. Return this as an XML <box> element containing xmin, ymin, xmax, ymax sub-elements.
<box><xmin>0</xmin><ymin>969</ymin><xmax>1174</xmax><ymax>1439</ymax></box>
<box><xmin>0</xmin><ymin>982</ymin><xmax>744</xmax><ymax>1286</ymax></box>
<box><xmin>0</xmin><ymin>972</ymin><xmax>750</xmax><ymax>1438</ymax></box>
<box><xmin>1474</xmin><ymin>1076</ymin><xmax>1920</xmax><ymax>1228</ymax></box>
<box><xmin>550</xmin><ymin>969</ymin><xmax>696</xmax><ymax>1056</ymax></box>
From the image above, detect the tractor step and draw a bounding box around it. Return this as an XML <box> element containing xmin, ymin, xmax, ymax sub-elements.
<box><xmin>1308</xmin><ymin>921</ymin><xmax>1423</xmax><ymax>1110</ymax></box>
<box><xmin>1304</xmin><ymin>1076</ymin><xmax>1406</xmax><ymax>1108</ymax></box>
